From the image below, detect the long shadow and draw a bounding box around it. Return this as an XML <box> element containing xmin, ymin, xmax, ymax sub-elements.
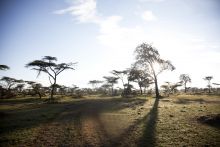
<box><xmin>138</xmin><ymin>97</ymin><xmax>159</xmax><ymax>147</ymax></box>
<box><xmin>0</xmin><ymin>97</ymin><xmax>146</xmax><ymax>136</ymax></box>
<box><xmin>0</xmin><ymin>97</ymin><xmax>42</xmax><ymax>105</ymax></box>
<box><xmin>112</xmin><ymin>112</ymin><xmax>150</xmax><ymax>146</ymax></box>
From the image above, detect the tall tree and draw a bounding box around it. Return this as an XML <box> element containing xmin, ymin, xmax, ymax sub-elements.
<box><xmin>0</xmin><ymin>65</ymin><xmax>10</xmax><ymax>70</ymax></box>
<box><xmin>179</xmin><ymin>74</ymin><xmax>191</xmax><ymax>93</ymax></box>
<box><xmin>204</xmin><ymin>76</ymin><xmax>213</xmax><ymax>93</ymax></box>
<box><xmin>134</xmin><ymin>43</ymin><xmax>175</xmax><ymax>98</ymax></box>
<box><xmin>26</xmin><ymin>56</ymin><xmax>76</xmax><ymax>100</ymax></box>
<box><xmin>103</xmin><ymin>76</ymin><xmax>119</xmax><ymax>96</ymax></box>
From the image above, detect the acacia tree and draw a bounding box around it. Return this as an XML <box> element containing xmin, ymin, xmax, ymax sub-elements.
<box><xmin>204</xmin><ymin>76</ymin><xmax>213</xmax><ymax>93</ymax></box>
<box><xmin>134</xmin><ymin>43</ymin><xmax>175</xmax><ymax>98</ymax></box>
<box><xmin>26</xmin><ymin>81</ymin><xmax>43</xmax><ymax>99</ymax></box>
<box><xmin>161</xmin><ymin>81</ymin><xmax>182</xmax><ymax>97</ymax></box>
<box><xmin>88</xmin><ymin>80</ymin><xmax>103</xmax><ymax>90</ymax></box>
<box><xmin>103</xmin><ymin>76</ymin><xmax>119</xmax><ymax>96</ymax></box>
<box><xmin>179</xmin><ymin>74</ymin><xmax>191</xmax><ymax>93</ymax></box>
<box><xmin>14</xmin><ymin>79</ymin><xmax>25</xmax><ymax>94</ymax></box>
<box><xmin>26</xmin><ymin>56</ymin><xmax>76</xmax><ymax>100</ymax></box>
<box><xmin>111</xmin><ymin>70</ymin><xmax>128</xmax><ymax>91</ymax></box>
<box><xmin>129</xmin><ymin>68</ymin><xmax>152</xmax><ymax>95</ymax></box>
<box><xmin>100</xmin><ymin>83</ymin><xmax>111</xmax><ymax>95</ymax></box>
<box><xmin>0</xmin><ymin>65</ymin><xmax>10</xmax><ymax>70</ymax></box>
<box><xmin>0</xmin><ymin>76</ymin><xmax>17</xmax><ymax>91</ymax></box>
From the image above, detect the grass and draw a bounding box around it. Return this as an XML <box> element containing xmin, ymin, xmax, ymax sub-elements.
<box><xmin>0</xmin><ymin>94</ymin><xmax>219</xmax><ymax>146</ymax></box>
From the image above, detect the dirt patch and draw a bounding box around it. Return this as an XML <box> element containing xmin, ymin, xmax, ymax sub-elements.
<box><xmin>197</xmin><ymin>114</ymin><xmax>220</xmax><ymax>128</ymax></box>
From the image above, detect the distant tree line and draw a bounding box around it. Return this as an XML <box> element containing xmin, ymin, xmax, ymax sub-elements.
<box><xmin>1</xmin><ymin>43</ymin><xmax>220</xmax><ymax>100</ymax></box>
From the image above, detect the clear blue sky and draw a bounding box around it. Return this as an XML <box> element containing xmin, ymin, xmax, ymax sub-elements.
<box><xmin>0</xmin><ymin>0</ymin><xmax>220</xmax><ymax>88</ymax></box>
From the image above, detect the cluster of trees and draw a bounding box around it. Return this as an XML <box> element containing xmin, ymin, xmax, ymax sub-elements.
<box><xmin>0</xmin><ymin>56</ymin><xmax>77</xmax><ymax>100</ymax></box>
<box><xmin>1</xmin><ymin>43</ymin><xmax>220</xmax><ymax>100</ymax></box>
<box><xmin>87</xmin><ymin>43</ymin><xmax>175</xmax><ymax>98</ymax></box>
<box><xmin>88</xmin><ymin>43</ymin><xmax>219</xmax><ymax>97</ymax></box>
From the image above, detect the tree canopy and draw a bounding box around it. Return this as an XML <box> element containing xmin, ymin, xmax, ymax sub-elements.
<box><xmin>134</xmin><ymin>43</ymin><xmax>175</xmax><ymax>98</ymax></box>
<box><xmin>26</xmin><ymin>56</ymin><xmax>76</xmax><ymax>100</ymax></box>
<box><xmin>0</xmin><ymin>65</ymin><xmax>10</xmax><ymax>70</ymax></box>
<box><xmin>179</xmin><ymin>74</ymin><xmax>191</xmax><ymax>93</ymax></box>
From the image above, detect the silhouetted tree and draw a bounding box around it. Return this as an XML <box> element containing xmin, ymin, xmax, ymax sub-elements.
<box><xmin>179</xmin><ymin>74</ymin><xmax>191</xmax><ymax>93</ymax></box>
<box><xmin>129</xmin><ymin>68</ymin><xmax>152</xmax><ymax>95</ymax></box>
<box><xmin>134</xmin><ymin>43</ymin><xmax>175</xmax><ymax>98</ymax></box>
<box><xmin>204</xmin><ymin>76</ymin><xmax>213</xmax><ymax>93</ymax></box>
<box><xmin>161</xmin><ymin>81</ymin><xmax>182</xmax><ymax>97</ymax></box>
<box><xmin>56</xmin><ymin>84</ymin><xmax>68</xmax><ymax>96</ymax></box>
<box><xmin>111</xmin><ymin>70</ymin><xmax>128</xmax><ymax>91</ymax></box>
<box><xmin>100</xmin><ymin>83</ymin><xmax>111</xmax><ymax>95</ymax></box>
<box><xmin>88</xmin><ymin>80</ymin><xmax>103</xmax><ymax>90</ymax></box>
<box><xmin>26</xmin><ymin>56</ymin><xmax>76</xmax><ymax>100</ymax></box>
<box><xmin>26</xmin><ymin>81</ymin><xmax>43</xmax><ymax>99</ymax></box>
<box><xmin>103</xmin><ymin>76</ymin><xmax>119</xmax><ymax>96</ymax></box>
<box><xmin>0</xmin><ymin>76</ymin><xmax>17</xmax><ymax>91</ymax></box>
<box><xmin>0</xmin><ymin>65</ymin><xmax>10</xmax><ymax>70</ymax></box>
<box><xmin>70</xmin><ymin>84</ymin><xmax>79</xmax><ymax>95</ymax></box>
<box><xmin>15</xmin><ymin>80</ymin><xmax>25</xmax><ymax>94</ymax></box>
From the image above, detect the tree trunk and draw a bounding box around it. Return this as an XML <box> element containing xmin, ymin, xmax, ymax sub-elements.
<box><xmin>184</xmin><ymin>82</ymin><xmax>186</xmax><ymax>93</ymax></box>
<box><xmin>38</xmin><ymin>92</ymin><xmax>42</xmax><ymax>99</ymax></box>
<box><xmin>154</xmin><ymin>76</ymin><xmax>160</xmax><ymax>98</ymax></box>
<box><xmin>139</xmin><ymin>85</ymin><xmax>143</xmax><ymax>95</ymax></box>
<box><xmin>51</xmin><ymin>77</ymin><xmax>56</xmax><ymax>100</ymax></box>
<box><xmin>208</xmin><ymin>80</ymin><xmax>211</xmax><ymax>93</ymax></box>
<box><xmin>150</xmin><ymin>63</ymin><xmax>160</xmax><ymax>98</ymax></box>
<box><xmin>111</xmin><ymin>84</ymin><xmax>114</xmax><ymax>96</ymax></box>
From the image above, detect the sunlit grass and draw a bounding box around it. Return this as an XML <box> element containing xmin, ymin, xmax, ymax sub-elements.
<box><xmin>0</xmin><ymin>94</ymin><xmax>219</xmax><ymax>146</ymax></box>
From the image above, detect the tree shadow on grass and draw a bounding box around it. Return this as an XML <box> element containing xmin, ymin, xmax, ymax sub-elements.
<box><xmin>138</xmin><ymin>97</ymin><xmax>159</xmax><ymax>147</ymax></box>
<box><xmin>0</xmin><ymin>97</ymin><xmax>146</xmax><ymax>136</ymax></box>
<box><xmin>0</xmin><ymin>97</ymin><xmax>42</xmax><ymax>105</ymax></box>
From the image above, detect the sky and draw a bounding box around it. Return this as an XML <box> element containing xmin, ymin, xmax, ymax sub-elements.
<box><xmin>0</xmin><ymin>0</ymin><xmax>220</xmax><ymax>89</ymax></box>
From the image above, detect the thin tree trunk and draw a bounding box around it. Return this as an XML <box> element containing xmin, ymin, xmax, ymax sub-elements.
<box><xmin>184</xmin><ymin>82</ymin><xmax>186</xmax><ymax>93</ymax></box>
<box><xmin>155</xmin><ymin>80</ymin><xmax>159</xmax><ymax>98</ymax></box>
<box><xmin>150</xmin><ymin>63</ymin><xmax>160</xmax><ymax>98</ymax></box>
<box><xmin>139</xmin><ymin>84</ymin><xmax>143</xmax><ymax>95</ymax></box>
<box><xmin>111</xmin><ymin>84</ymin><xmax>114</xmax><ymax>96</ymax></box>
<box><xmin>51</xmin><ymin>77</ymin><xmax>56</xmax><ymax>100</ymax></box>
<box><xmin>208</xmin><ymin>81</ymin><xmax>211</xmax><ymax>93</ymax></box>
<box><xmin>154</xmin><ymin>76</ymin><xmax>160</xmax><ymax>98</ymax></box>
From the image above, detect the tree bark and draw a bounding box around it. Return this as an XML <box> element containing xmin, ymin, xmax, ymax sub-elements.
<box><xmin>50</xmin><ymin>76</ymin><xmax>56</xmax><ymax>100</ymax></box>
<box><xmin>139</xmin><ymin>85</ymin><xmax>143</xmax><ymax>95</ymax></box>
<box><xmin>154</xmin><ymin>77</ymin><xmax>160</xmax><ymax>98</ymax></box>
<box><xmin>150</xmin><ymin>63</ymin><xmax>160</xmax><ymax>98</ymax></box>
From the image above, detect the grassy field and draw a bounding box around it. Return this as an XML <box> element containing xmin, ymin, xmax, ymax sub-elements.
<box><xmin>0</xmin><ymin>94</ymin><xmax>220</xmax><ymax>147</ymax></box>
